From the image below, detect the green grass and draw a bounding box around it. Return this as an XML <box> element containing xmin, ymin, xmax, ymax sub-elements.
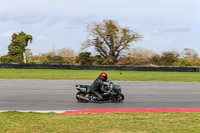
<box><xmin>0</xmin><ymin>111</ymin><xmax>200</xmax><ymax>133</ymax></box>
<box><xmin>1</xmin><ymin>68</ymin><xmax>200</xmax><ymax>82</ymax></box>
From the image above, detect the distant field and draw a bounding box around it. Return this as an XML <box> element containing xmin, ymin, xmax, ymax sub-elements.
<box><xmin>0</xmin><ymin>111</ymin><xmax>200</xmax><ymax>133</ymax></box>
<box><xmin>1</xmin><ymin>68</ymin><xmax>200</xmax><ymax>82</ymax></box>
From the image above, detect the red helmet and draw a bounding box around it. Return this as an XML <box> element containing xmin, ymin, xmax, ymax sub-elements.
<box><xmin>100</xmin><ymin>72</ymin><xmax>108</xmax><ymax>81</ymax></box>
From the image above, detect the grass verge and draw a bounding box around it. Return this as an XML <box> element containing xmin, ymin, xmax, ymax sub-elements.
<box><xmin>1</xmin><ymin>68</ymin><xmax>200</xmax><ymax>82</ymax></box>
<box><xmin>0</xmin><ymin>111</ymin><xmax>200</xmax><ymax>133</ymax></box>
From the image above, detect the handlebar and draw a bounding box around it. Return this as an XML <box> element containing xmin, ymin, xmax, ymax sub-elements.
<box><xmin>107</xmin><ymin>80</ymin><xmax>114</xmax><ymax>85</ymax></box>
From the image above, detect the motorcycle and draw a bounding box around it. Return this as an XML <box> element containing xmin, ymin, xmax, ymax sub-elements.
<box><xmin>75</xmin><ymin>80</ymin><xmax>124</xmax><ymax>103</ymax></box>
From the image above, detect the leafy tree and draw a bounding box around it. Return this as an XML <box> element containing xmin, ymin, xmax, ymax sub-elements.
<box><xmin>93</xmin><ymin>55</ymin><xmax>104</xmax><ymax>65</ymax></box>
<box><xmin>0</xmin><ymin>56</ymin><xmax>13</xmax><ymax>64</ymax></box>
<box><xmin>161</xmin><ymin>51</ymin><xmax>179</xmax><ymax>66</ymax></box>
<box><xmin>47</xmin><ymin>56</ymin><xmax>64</xmax><ymax>64</ymax></box>
<box><xmin>151</xmin><ymin>55</ymin><xmax>162</xmax><ymax>65</ymax></box>
<box><xmin>179</xmin><ymin>59</ymin><xmax>192</xmax><ymax>66</ymax></box>
<box><xmin>151</xmin><ymin>51</ymin><xmax>179</xmax><ymax>66</ymax></box>
<box><xmin>76</xmin><ymin>52</ymin><xmax>94</xmax><ymax>65</ymax></box>
<box><xmin>82</xmin><ymin>19</ymin><xmax>142</xmax><ymax>65</ymax></box>
<box><xmin>1</xmin><ymin>32</ymin><xmax>32</xmax><ymax>63</ymax></box>
<box><xmin>178</xmin><ymin>48</ymin><xmax>199</xmax><ymax>66</ymax></box>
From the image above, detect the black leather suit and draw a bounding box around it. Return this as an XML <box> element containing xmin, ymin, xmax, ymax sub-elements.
<box><xmin>90</xmin><ymin>75</ymin><xmax>107</xmax><ymax>100</ymax></box>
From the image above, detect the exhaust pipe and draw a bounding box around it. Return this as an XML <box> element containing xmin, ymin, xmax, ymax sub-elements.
<box><xmin>76</xmin><ymin>95</ymin><xmax>89</xmax><ymax>101</ymax></box>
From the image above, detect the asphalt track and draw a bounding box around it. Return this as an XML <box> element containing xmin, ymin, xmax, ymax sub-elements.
<box><xmin>1</xmin><ymin>79</ymin><xmax>200</xmax><ymax>111</ymax></box>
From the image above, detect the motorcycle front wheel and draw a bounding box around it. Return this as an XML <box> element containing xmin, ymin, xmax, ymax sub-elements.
<box><xmin>111</xmin><ymin>94</ymin><xmax>124</xmax><ymax>103</ymax></box>
<box><xmin>76</xmin><ymin>92</ymin><xmax>89</xmax><ymax>103</ymax></box>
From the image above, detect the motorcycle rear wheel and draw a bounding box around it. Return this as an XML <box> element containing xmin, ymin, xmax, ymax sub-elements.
<box><xmin>111</xmin><ymin>94</ymin><xmax>124</xmax><ymax>103</ymax></box>
<box><xmin>76</xmin><ymin>92</ymin><xmax>89</xmax><ymax>103</ymax></box>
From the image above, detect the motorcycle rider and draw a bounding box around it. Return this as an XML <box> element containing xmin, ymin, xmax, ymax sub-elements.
<box><xmin>90</xmin><ymin>72</ymin><xmax>109</xmax><ymax>101</ymax></box>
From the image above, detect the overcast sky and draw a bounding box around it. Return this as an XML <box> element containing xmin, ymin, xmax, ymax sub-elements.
<box><xmin>0</xmin><ymin>0</ymin><xmax>200</xmax><ymax>56</ymax></box>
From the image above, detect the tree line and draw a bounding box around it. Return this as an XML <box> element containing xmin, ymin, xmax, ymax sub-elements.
<box><xmin>76</xmin><ymin>48</ymin><xmax>200</xmax><ymax>67</ymax></box>
<box><xmin>0</xmin><ymin>19</ymin><xmax>200</xmax><ymax>66</ymax></box>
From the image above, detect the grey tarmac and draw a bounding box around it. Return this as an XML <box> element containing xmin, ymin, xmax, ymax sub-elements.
<box><xmin>0</xmin><ymin>79</ymin><xmax>200</xmax><ymax>111</ymax></box>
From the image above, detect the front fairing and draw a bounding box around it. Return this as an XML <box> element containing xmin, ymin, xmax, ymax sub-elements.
<box><xmin>110</xmin><ymin>82</ymin><xmax>122</xmax><ymax>94</ymax></box>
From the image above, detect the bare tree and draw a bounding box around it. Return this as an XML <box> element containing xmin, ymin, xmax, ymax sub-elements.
<box><xmin>130</xmin><ymin>47</ymin><xmax>156</xmax><ymax>58</ymax></box>
<box><xmin>82</xmin><ymin>19</ymin><xmax>142</xmax><ymax>65</ymax></box>
<box><xmin>57</xmin><ymin>48</ymin><xmax>75</xmax><ymax>57</ymax></box>
<box><xmin>181</xmin><ymin>48</ymin><xmax>198</xmax><ymax>59</ymax></box>
<box><xmin>24</xmin><ymin>48</ymin><xmax>33</xmax><ymax>63</ymax></box>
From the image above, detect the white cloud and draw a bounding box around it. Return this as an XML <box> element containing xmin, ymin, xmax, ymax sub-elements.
<box><xmin>37</xmin><ymin>36</ymin><xmax>49</xmax><ymax>41</ymax></box>
<box><xmin>149</xmin><ymin>26</ymin><xmax>191</xmax><ymax>36</ymax></box>
<box><xmin>0</xmin><ymin>31</ymin><xmax>16</xmax><ymax>38</ymax></box>
<box><xmin>161</xmin><ymin>25</ymin><xmax>191</xmax><ymax>33</ymax></box>
<box><xmin>143</xmin><ymin>36</ymin><xmax>150</xmax><ymax>41</ymax></box>
<box><xmin>15</xmin><ymin>15</ymin><xmax>43</xmax><ymax>25</ymax></box>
